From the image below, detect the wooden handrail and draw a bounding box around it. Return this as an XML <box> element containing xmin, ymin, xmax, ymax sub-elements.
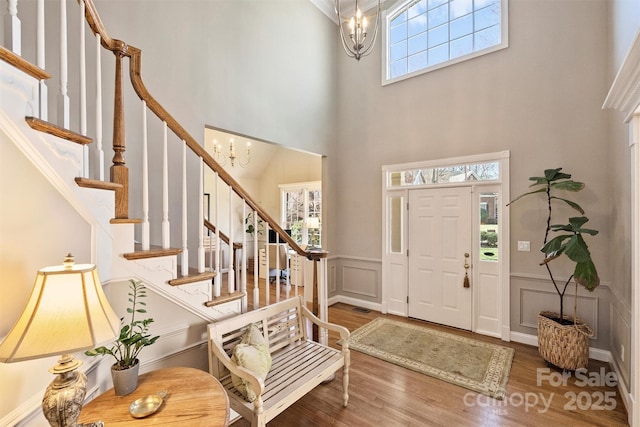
<box><xmin>77</xmin><ymin>0</ymin><xmax>327</xmax><ymax>262</ymax></box>
<box><xmin>204</xmin><ymin>220</ymin><xmax>242</xmax><ymax>250</ymax></box>
<box><xmin>0</xmin><ymin>45</ymin><xmax>51</xmax><ymax>80</ymax></box>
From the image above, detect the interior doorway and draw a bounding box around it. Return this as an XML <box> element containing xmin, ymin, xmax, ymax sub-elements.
<box><xmin>381</xmin><ymin>152</ymin><xmax>510</xmax><ymax>339</ymax></box>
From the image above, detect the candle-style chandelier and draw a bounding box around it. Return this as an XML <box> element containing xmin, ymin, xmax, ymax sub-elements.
<box><xmin>212</xmin><ymin>138</ymin><xmax>251</xmax><ymax>168</ymax></box>
<box><xmin>335</xmin><ymin>0</ymin><xmax>382</xmax><ymax>61</ymax></box>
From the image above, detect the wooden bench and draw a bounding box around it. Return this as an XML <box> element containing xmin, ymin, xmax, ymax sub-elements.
<box><xmin>207</xmin><ymin>296</ymin><xmax>350</xmax><ymax>427</ymax></box>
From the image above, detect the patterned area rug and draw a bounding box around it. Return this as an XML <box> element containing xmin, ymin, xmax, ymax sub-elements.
<box><xmin>346</xmin><ymin>317</ymin><xmax>514</xmax><ymax>399</ymax></box>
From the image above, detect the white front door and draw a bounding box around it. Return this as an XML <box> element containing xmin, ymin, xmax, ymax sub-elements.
<box><xmin>408</xmin><ymin>187</ymin><xmax>472</xmax><ymax>330</ymax></box>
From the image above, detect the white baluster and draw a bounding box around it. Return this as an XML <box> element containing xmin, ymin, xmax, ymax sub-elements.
<box><xmin>198</xmin><ymin>159</ymin><xmax>205</xmax><ymax>273</ymax></box>
<box><xmin>181</xmin><ymin>140</ymin><xmax>189</xmax><ymax>276</ymax></box>
<box><xmin>285</xmin><ymin>244</ymin><xmax>291</xmax><ymax>300</ymax></box>
<box><xmin>79</xmin><ymin>1</ymin><xmax>87</xmax><ymax>177</ymax></box>
<box><xmin>213</xmin><ymin>172</ymin><xmax>220</xmax><ymax>298</ymax></box>
<box><xmin>253</xmin><ymin>210</ymin><xmax>259</xmax><ymax>309</ymax></box>
<box><xmin>275</xmin><ymin>234</ymin><xmax>280</xmax><ymax>302</ymax></box>
<box><xmin>265</xmin><ymin>226</ymin><xmax>270</xmax><ymax>307</ymax></box>
<box><xmin>59</xmin><ymin>0</ymin><xmax>69</xmax><ymax>128</ymax></box>
<box><xmin>36</xmin><ymin>0</ymin><xmax>47</xmax><ymax>120</ymax></box>
<box><xmin>241</xmin><ymin>203</ymin><xmax>247</xmax><ymax>312</ymax></box>
<box><xmin>162</xmin><ymin>121</ymin><xmax>170</xmax><ymax>248</ymax></box>
<box><xmin>319</xmin><ymin>257</ymin><xmax>328</xmax><ymax>346</ymax></box>
<box><xmin>95</xmin><ymin>34</ymin><xmax>103</xmax><ymax>180</ymax></box>
<box><xmin>141</xmin><ymin>101</ymin><xmax>149</xmax><ymax>250</ymax></box>
<box><xmin>227</xmin><ymin>187</ymin><xmax>235</xmax><ymax>294</ymax></box>
<box><xmin>5</xmin><ymin>0</ymin><xmax>21</xmax><ymax>55</ymax></box>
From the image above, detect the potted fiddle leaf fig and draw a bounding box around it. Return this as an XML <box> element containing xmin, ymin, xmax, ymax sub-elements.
<box><xmin>85</xmin><ymin>279</ymin><xmax>159</xmax><ymax>395</ymax></box>
<box><xmin>507</xmin><ymin>168</ymin><xmax>599</xmax><ymax>370</ymax></box>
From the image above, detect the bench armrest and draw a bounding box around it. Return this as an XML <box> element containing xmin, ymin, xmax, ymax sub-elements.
<box><xmin>300</xmin><ymin>303</ymin><xmax>350</xmax><ymax>344</ymax></box>
<box><xmin>209</xmin><ymin>338</ymin><xmax>265</xmax><ymax>408</ymax></box>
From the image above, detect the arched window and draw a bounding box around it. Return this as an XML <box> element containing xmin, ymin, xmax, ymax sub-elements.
<box><xmin>383</xmin><ymin>0</ymin><xmax>508</xmax><ymax>84</ymax></box>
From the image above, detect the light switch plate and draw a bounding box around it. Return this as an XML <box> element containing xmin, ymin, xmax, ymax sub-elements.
<box><xmin>517</xmin><ymin>241</ymin><xmax>530</xmax><ymax>251</ymax></box>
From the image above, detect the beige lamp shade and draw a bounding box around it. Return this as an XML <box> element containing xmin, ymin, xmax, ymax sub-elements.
<box><xmin>0</xmin><ymin>259</ymin><xmax>120</xmax><ymax>363</ymax></box>
<box><xmin>306</xmin><ymin>217</ymin><xmax>320</xmax><ymax>229</ymax></box>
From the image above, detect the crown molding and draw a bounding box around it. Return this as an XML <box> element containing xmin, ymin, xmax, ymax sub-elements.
<box><xmin>603</xmin><ymin>28</ymin><xmax>640</xmax><ymax>122</ymax></box>
<box><xmin>310</xmin><ymin>0</ymin><xmax>338</xmax><ymax>24</ymax></box>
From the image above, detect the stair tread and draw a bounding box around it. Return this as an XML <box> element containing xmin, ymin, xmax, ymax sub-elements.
<box><xmin>123</xmin><ymin>244</ymin><xmax>182</xmax><ymax>260</ymax></box>
<box><xmin>26</xmin><ymin>116</ymin><xmax>92</xmax><ymax>145</ymax></box>
<box><xmin>204</xmin><ymin>290</ymin><xmax>246</xmax><ymax>307</ymax></box>
<box><xmin>0</xmin><ymin>46</ymin><xmax>51</xmax><ymax>80</ymax></box>
<box><xmin>75</xmin><ymin>177</ymin><xmax>123</xmax><ymax>191</ymax></box>
<box><xmin>169</xmin><ymin>269</ymin><xmax>216</xmax><ymax>286</ymax></box>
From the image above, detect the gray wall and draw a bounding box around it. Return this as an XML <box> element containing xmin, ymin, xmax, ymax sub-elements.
<box><xmin>90</xmin><ymin>0</ymin><xmax>337</xmax><ymax>256</ymax></box>
<box><xmin>332</xmin><ymin>0</ymin><xmax>617</xmax><ymax>348</ymax></box>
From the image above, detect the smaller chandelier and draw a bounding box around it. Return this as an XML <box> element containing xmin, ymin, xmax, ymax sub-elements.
<box><xmin>213</xmin><ymin>138</ymin><xmax>251</xmax><ymax>168</ymax></box>
<box><xmin>335</xmin><ymin>0</ymin><xmax>382</xmax><ymax>61</ymax></box>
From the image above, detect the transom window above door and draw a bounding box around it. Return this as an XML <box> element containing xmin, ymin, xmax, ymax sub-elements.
<box><xmin>387</xmin><ymin>161</ymin><xmax>500</xmax><ymax>187</ymax></box>
<box><xmin>383</xmin><ymin>0</ymin><xmax>509</xmax><ymax>85</ymax></box>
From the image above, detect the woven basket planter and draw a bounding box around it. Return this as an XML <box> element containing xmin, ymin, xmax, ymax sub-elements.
<box><xmin>537</xmin><ymin>311</ymin><xmax>593</xmax><ymax>370</ymax></box>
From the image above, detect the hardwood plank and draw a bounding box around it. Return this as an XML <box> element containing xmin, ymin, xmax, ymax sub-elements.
<box><xmin>233</xmin><ymin>294</ymin><xmax>629</xmax><ymax>426</ymax></box>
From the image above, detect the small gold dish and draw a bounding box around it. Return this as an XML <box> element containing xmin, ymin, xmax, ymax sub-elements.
<box><xmin>129</xmin><ymin>391</ymin><xmax>166</xmax><ymax>418</ymax></box>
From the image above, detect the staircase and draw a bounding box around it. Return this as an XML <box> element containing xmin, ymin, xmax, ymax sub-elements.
<box><xmin>0</xmin><ymin>0</ymin><xmax>328</xmax><ymax>325</ymax></box>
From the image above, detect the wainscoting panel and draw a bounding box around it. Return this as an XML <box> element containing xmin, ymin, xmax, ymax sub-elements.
<box><xmin>331</xmin><ymin>256</ymin><xmax>381</xmax><ymax>303</ymax></box>
<box><xmin>609</xmin><ymin>285</ymin><xmax>631</xmax><ymax>389</ymax></box>
<box><xmin>511</xmin><ymin>273</ymin><xmax>611</xmax><ymax>350</ymax></box>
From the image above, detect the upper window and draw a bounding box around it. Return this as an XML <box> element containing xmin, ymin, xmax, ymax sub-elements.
<box><xmin>383</xmin><ymin>0</ymin><xmax>508</xmax><ymax>84</ymax></box>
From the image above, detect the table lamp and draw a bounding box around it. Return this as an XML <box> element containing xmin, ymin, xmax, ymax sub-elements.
<box><xmin>0</xmin><ymin>254</ymin><xmax>120</xmax><ymax>427</ymax></box>
<box><xmin>306</xmin><ymin>217</ymin><xmax>320</xmax><ymax>249</ymax></box>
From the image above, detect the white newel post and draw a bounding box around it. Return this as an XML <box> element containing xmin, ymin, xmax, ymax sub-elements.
<box><xmin>58</xmin><ymin>0</ymin><xmax>69</xmax><ymax>128</ymax></box>
<box><xmin>161</xmin><ymin>121</ymin><xmax>170</xmax><ymax>248</ymax></box>
<box><xmin>181</xmin><ymin>140</ymin><xmax>189</xmax><ymax>276</ymax></box>
<box><xmin>141</xmin><ymin>102</ymin><xmax>149</xmax><ymax>250</ymax></box>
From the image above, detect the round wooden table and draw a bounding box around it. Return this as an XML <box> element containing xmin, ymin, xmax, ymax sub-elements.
<box><xmin>78</xmin><ymin>367</ymin><xmax>229</xmax><ymax>426</ymax></box>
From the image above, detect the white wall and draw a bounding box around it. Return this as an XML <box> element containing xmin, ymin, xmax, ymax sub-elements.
<box><xmin>0</xmin><ymin>126</ymin><xmax>91</xmax><ymax>423</ymax></box>
<box><xmin>605</xmin><ymin>0</ymin><xmax>640</xmax><ymax>395</ymax></box>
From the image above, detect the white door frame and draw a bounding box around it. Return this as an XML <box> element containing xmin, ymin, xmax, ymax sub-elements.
<box><xmin>381</xmin><ymin>151</ymin><xmax>510</xmax><ymax>340</ymax></box>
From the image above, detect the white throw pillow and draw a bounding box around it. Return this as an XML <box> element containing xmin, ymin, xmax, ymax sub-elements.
<box><xmin>230</xmin><ymin>323</ymin><xmax>272</xmax><ymax>402</ymax></box>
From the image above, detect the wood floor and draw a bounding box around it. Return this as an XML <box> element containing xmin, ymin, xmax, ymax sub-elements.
<box><xmin>233</xmin><ymin>278</ymin><xmax>629</xmax><ymax>427</ymax></box>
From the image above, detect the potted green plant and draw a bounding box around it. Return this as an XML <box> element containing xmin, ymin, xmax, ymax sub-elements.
<box><xmin>507</xmin><ymin>168</ymin><xmax>599</xmax><ymax>370</ymax></box>
<box><xmin>245</xmin><ymin>211</ymin><xmax>264</xmax><ymax>237</ymax></box>
<box><xmin>85</xmin><ymin>279</ymin><xmax>160</xmax><ymax>395</ymax></box>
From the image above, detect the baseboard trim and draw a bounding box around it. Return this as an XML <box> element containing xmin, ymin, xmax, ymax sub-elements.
<box><xmin>328</xmin><ymin>295</ymin><xmax>382</xmax><ymax>313</ymax></box>
<box><xmin>510</xmin><ymin>331</ymin><xmax>612</xmax><ymax>362</ymax></box>
<box><xmin>609</xmin><ymin>353</ymin><xmax>634</xmax><ymax>424</ymax></box>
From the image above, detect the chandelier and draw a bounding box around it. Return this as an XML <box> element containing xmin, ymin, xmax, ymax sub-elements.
<box><xmin>335</xmin><ymin>0</ymin><xmax>382</xmax><ymax>61</ymax></box>
<box><xmin>212</xmin><ymin>138</ymin><xmax>251</xmax><ymax>168</ymax></box>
